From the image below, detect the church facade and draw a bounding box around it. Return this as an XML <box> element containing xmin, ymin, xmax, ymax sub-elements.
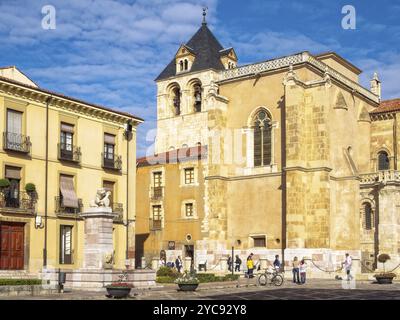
<box><xmin>136</xmin><ymin>19</ymin><xmax>400</xmax><ymax>276</ymax></box>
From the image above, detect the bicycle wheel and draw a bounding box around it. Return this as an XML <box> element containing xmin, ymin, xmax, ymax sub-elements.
<box><xmin>257</xmin><ymin>274</ymin><xmax>268</xmax><ymax>286</ymax></box>
<box><xmin>272</xmin><ymin>275</ymin><xmax>284</xmax><ymax>287</ymax></box>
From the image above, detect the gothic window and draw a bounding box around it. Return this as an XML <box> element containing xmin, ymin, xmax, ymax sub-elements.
<box><xmin>253</xmin><ymin>110</ymin><xmax>272</xmax><ymax>167</ymax></box>
<box><xmin>363</xmin><ymin>203</ymin><xmax>373</xmax><ymax>230</ymax></box>
<box><xmin>172</xmin><ymin>87</ymin><xmax>181</xmax><ymax>115</ymax></box>
<box><xmin>378</xmin><ymin>151</ymin><xmax>390</xmax><ymax>171</ymax></box>
<box><xmin>194</xmin><ymin>84</ymin><xmax>202</xmax><ymax>112</ymax></box>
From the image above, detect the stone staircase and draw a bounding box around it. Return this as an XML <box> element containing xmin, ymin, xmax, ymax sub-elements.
<box><xmin>0</xmin><ymin>270</ymin><xmax>39</xmax><ymax>279</ymax></box>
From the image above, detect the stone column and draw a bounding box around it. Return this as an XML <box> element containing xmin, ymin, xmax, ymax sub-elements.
<box><xmin>80</xmin><ymin>207</ymin><xmax>117</xmax><ymax>270</ymax></box>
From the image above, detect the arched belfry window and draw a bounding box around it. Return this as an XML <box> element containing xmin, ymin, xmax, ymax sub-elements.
<box><xmin>194</xmin><ymin>84</ymin><xmax>202</xmax><ymax>112</ymax></box>
<box><xmin>172</xmin><ymin>87</ymin><xmax>181</xmax><ymax>116</ymax></box>
<box><xmin>378</xmin><ymin>151</ymin><xmax>390</xmax><ymax>171</ymax></box>
<box><xmin>363</xmin><ymin>202</ymin><xmax>373</xmax><ymax>230</ymax></box>
<box><xmin>184</xmin><ymin>59</ymin><xmax>189</xmax><ymax>71</ymax></box>
<box><xmin>253</xmin><ymin>110</ymin><xmax>272</xmax><ymax>167</ymax></box>
<box><xmin>179</xmin><ymin>60</ymin><xmax>184</xmax><ymax>71</ymax></box>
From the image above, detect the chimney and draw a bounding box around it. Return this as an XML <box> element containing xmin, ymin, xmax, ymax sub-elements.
<box><xmin>370</xmin><ymin>72</ymin><xmax>381</xmax><ymax>100</ymax></box>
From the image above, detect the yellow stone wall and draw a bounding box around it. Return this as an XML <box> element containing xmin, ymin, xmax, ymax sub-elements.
<box><xmin>0</xmin><ymin>88</ymin><xmax>139</xmax><ymax>273</ymax></box>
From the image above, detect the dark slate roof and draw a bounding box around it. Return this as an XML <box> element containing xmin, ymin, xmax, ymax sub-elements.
<box><xmin>155</xmin><ymin>24</ymin><xmax>227</xmax><ymax>81</ymax></box>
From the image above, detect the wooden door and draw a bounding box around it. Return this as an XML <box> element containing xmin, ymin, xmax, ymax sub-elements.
<box><xmin>0</xmin><ymin>222</ymin><xmax>25</xmax><ymax>270</ymax></box>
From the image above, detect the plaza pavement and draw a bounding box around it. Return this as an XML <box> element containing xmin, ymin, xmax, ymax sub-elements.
<box><xmin>1</xmin><ymin>277</ymin><xmax>399</xmax><ymax>300</ymax></box>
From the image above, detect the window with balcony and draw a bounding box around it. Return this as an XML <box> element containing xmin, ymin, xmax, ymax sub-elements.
<box><xmin>60</xmin><ymin>225</ymin><xmax>73</xmax><ymax>264</ymax></box>
<box><xmin>151</xmin><ymin>205</ymin><xmax>162</xmax><ymax>230</ymax></box>
<box><xmin>184</xmin><ymin>168</ymin><xmax>195</xmax><ymax>184</ymax></box>
<box><xmin>102</xmin><ymin>133</ymin><xmax>122</xmax><ymax>170</ymax></box>
<box><xmin>59</xmin><ymin>123</ymin><xmax>81</xmax><ymax>163</ymax></box>
<box><xmin>4</xmin><ymin>109</ymin><xmax>31</xmax><ymax>153</ymax></box>
<box><xmin>152</xmin><ymin>171</ymin><xmax>163</xmax><ymax>200</ymax></box>
<box><xmin>378</xmin><ymin>151</ymin><xmax>390</xmax><ymax>171</ymax></box>
<box><xmin>57</xmin><ymin>174</ymin><xmax>81</xmax><ymax>215</ymax></box>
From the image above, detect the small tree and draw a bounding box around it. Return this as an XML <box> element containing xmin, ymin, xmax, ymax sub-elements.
<box><xmin>25</xmin><ymin>183</ymin><xmax>36</xmax><ymax>193</ymax></box>
<box><xmin>378</xmin><ymin>254</ymin><xmax>391</xmax><ymax>272</ymax></box>
<box><xmin>0</xmin><ymin>179</ymin><xmax>10</xmax><ymax>190</ymax></box>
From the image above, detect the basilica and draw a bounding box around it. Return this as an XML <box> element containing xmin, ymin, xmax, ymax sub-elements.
<box><xmin>135</xmin><ymin>15</ymin><xmax>400</xmax><ymax>276</ymax></box>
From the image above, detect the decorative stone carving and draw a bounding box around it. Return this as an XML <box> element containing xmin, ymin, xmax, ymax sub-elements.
<box><xmin>90</xmin><ymin>188</ymin><xmax>111</xmax><ymax>208</ymax></box>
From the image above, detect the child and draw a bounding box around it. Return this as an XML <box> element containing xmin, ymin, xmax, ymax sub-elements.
<box><xmin>299</xmin><ymin>258</ymin><xmax>307</xmax><ymax>284</ymax></box>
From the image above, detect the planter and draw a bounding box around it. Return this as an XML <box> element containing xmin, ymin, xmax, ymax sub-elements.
<box><xmin>375</xmin><ymin>276</ymin><xmax>395</xmax><ymax>284</ymax></box>
<box><xmin>177</xmin><ymin>283</ymin><xmax>199</xmax><ymax>291</ymax></box>
<box><xmin>106</xmin><ymin>286</ymin><xmax>131</xmax><ymax>298</ymax></box>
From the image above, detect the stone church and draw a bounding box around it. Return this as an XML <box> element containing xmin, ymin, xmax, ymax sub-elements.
<box><xmin>135</xmin><ymin>15</ymin><xmax>400</xmax><ymax>276</ymax></box>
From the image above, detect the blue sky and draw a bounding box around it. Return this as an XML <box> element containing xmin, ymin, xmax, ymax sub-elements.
<box><xmin>0</xmin><ymin>0</ymin><xmax>399</xmax><ymax>156</ymax></box>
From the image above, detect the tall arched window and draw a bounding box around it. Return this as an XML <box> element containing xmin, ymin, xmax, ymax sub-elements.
<box><xmin>363</xmin><ymin>202</ymin><xmax>372</xmax><ymax>230</ymax></box>
<box><xmin>253</xmin><ymin>110</ymin><xmax>272</xmax><ymax>167</ymax></box>
<box><xmin>172</xmin><ymin>87</ymin><xmax>181</xmax><ymax>116</ymax></box>
<box><xmin>184</xmin><ymin>59</ymin><xmax>189</xmax><ymax>70</ymax></box>
<box><xmin>179</xmin><ymin>60</ymin><xmax>184</xmax><ymax>71</ymax></box>
<box><xmin>378</xmin><ymin>151</ymin><xmax>390</xmax><ymax>171</ymax></box>
<box><xmin>194</xmin><ymin>84</ymin><xmax>202</xmax><ymax>112</ymax></box>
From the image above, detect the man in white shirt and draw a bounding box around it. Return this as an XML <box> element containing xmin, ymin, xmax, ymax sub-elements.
<box><xmin>343</xmin><ymin>253</ymin><xmax>353</xmax><ymax>281</ymax></box>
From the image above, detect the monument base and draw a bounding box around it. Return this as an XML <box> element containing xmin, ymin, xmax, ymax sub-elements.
<box><xmin>41</xmin><ymin>268</ymin><xmax>156</xmax><ymax>292</ymax></box>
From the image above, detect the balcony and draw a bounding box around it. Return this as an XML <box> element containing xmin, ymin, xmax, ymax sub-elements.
<box><xmin>360</xmin><ymin>170</ymin><xmax>400</xmax><ymax>186</ymax></box>
<box><xmin>58</xmin><ymin>143</ymin><xmax>81</xmax><ymax>163</ymax></box>
<box><xmin>150</xmin><ymin>218</ymin><xmax>163</xmax><ymax>231</ymax></box>
<box><xmin>55</xmin><ymin>196</ymin><xmax>83</xmax><ymax>217</ymax></box>
<box><xmin>102</xmin><ymin>153</ymin><xmax>122</xmax><ymax>171</ymax></box>
<box><xmin>3</xmin><ymin>132</ymin><xmax>31</xmax><ymax>154</ymax></box>
<box><xmin>151</xmin><ymin>186</ymin><xmax>164</xmax><ymax>200</ymax></box>
<box><xmin>0</xmin><ymin>190</ymin><xmax>36</xmax><ymax>214</ymax></box>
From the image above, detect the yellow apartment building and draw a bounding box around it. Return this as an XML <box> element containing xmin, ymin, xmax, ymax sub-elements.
<box><xmin>0</xmin><ymin>66</ymin><xmax>142</xmax><ymax>275</ymax></box>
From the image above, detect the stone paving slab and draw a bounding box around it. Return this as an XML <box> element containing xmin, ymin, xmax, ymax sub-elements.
<box><xmin>1</xmin><ymin>279</ymin><xmax>399</xmax><ymax>300</ymax></box>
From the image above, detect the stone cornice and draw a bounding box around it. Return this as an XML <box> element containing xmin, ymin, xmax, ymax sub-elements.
<box><xmin>0</xmin><ymin>78</ymin><xmax>143</xmax><ymax>126</ymax></box>
<box><xmin>218</xmin><ymin>51</ymin><xmax>379</xmax><ymax>104</ymax></box>
<box><xmin>205</xmin><ymin>171</ymin><xmax>282</xmax><ymax>181</ymax></box>
<box><xmin>284</xmin><ymin>166</ymin><xmax>333</xmax><ymax>173</ymax></box>
<box><xmin>370</xmin><ymin>112</ymin><xmax>395</xmax><ymax>121</ymax></box>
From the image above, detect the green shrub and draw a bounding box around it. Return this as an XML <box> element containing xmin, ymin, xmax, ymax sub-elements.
<box><xmin>0</xmin><ymin>178</ymin><xmax>10</xmax><ymax>189</ymax></box>
<box><xmin>156</xmin><ymin>276</ymin><xmax>176</xmax><ymax>284</ymax></box>
<box><xmin>25</xmin><ymin>183</ymin><xmax>36</xmax><ymax>193</ymax></box>
<box><xmin>223</xmin><ymin>274</ymin><xmax>240</xmax><ymax>281</ymax></box>
<box><xmin>156</xmin><ymin>266</ymin><xmax>179</xmax><ymax>278</ymax></box>
<box><xmin>0</xmin><ymin>279</ymin><xmax>42</xmax><ymax>286</ymax></box>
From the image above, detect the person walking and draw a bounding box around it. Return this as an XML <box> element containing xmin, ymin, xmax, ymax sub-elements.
<box><xmin>227</xmin><ymin>256</ymin><xmax>233</xmax><ymax>272</ymax></box>
<box><xmin>273</xmin><ymin>255</ymin><xmax>281</xmax><ymax>271</ymax></box>
<box><xmin>342</xmin><ymin>253</ymin><xmax>353</xmax><ymax>281</ymax></box>
<box><xmin>246</xmin><ymin>253</ymin><xmax>255</xmax><ymax>278</ymax></box>
<box><xmin>235</xmin><ymin>255</ymin><xmax>242</xmax><ymax>272</ymax></box>
<box><xmin>292</xmin><ymin>256</ymin><xmax>300</xmax><ymax>284</ymax></box>
<box><xmin>299</xmin><ymin>258</ymin><xmax>307</xmax><ymax>284</ymax></box>
<box><xmin>175</xmin><ymin>256</ymin><xmax>183</xmax><ymax>273</ymax></box>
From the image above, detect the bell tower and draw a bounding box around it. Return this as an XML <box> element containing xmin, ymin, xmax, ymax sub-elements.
<box><xmin>153</xmin><ymin>10</ymin><xmax>237</xmax><ymax>154</ymax></box>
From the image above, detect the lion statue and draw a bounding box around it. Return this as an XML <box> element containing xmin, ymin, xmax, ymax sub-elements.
<box><xmin>89</xmin><ymin>188</ymin><xmax>111</xmax><ymax>208</ymax></box>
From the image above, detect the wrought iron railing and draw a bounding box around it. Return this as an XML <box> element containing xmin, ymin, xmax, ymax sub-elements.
<box><xmin>3</xmin><ymin>132</ymin><xmax>31</xmax><ymax>153</ymax></box>
<box><xmin>151</xmin><ymin>186</ymin><xmax>163</xmax><ymax>200</ymax></box>
<box><xmin>58</xmin><ymin>143</ymin><xmax>81</xmax><ymax>163</ymax></box>
<box><xmin>102</xmin><ymin>153</ymin><xmax>122</xmax><ymax>170</ymax></box>
<box><xmin>0</xmin><ymin>190</ymin><xmax>36</xmax><ymax>212</ymax></box>
<box><xmin>55</xmin><ymin>196</ymin><xmax>83</xmax><ymax>215</ymax></box>
<box><xmin>150</xmin><ymin>218</ymin><xmax>162</xmax><ymax>231</ymax></box>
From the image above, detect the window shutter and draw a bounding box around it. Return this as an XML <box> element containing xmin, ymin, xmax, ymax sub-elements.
<box><xmin>104</xmin><ymin>133</ymin><xmax>116</xmax><ymax>145</ymax></box>
<box><xmin>61</xmin><ymin>123</ymin><xmax>74</xmax><ymax>133</ymax></box>
<box><xmin>7</xmin><ymin>109</ymin><xmax>22</xmax><ymax>134</ymax></box>
<box><xmin>59</xmin><ymin>175</ymin><xmax>79</xmax><ymax>208</ymax></box>
<box><xmin>5</xmin><ymin>166</ymin><xmax>21</xmax><ymax>179</ymax></box>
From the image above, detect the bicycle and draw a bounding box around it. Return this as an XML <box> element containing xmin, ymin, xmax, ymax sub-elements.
<box><xmin>257</xmin><ymin>269</ymin><xmax>284</xmax><ymax>287</ymax></box>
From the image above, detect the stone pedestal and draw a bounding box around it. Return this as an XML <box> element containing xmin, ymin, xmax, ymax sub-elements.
<box><xmin>141</xmin><ymin>257</ymin><xmax>147</xmax><ymax>269</ymax></box>
<box><xmin>184</xmin><ymin>257</ymin><xmax>192</xmax><ymax>271</ymax></box>
<box><xmin>260</xmin><ymin>257</ymin><xmax>268</xmax><ymax>270</ymax></box>
<box><xmin>151</xmin><ymin>258</ymin><xmax>159</xmax><ymax>270</ymax></box>
<box><xmin>80</xmin><ymin>207</ymin><xmax>117</xmax><ymax>270</ymax></box>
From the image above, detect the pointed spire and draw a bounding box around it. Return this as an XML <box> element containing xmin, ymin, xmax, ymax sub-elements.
<box><xmin>202</xmin><ymin>7</ymin><xmax>208</xmax><ymax>25</ymax></box>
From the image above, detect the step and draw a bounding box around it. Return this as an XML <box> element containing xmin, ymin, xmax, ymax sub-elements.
<box><xmin>0</xmin><ymin>270</ymin><xmax>39</xmax><ymax>279</ymax></box>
